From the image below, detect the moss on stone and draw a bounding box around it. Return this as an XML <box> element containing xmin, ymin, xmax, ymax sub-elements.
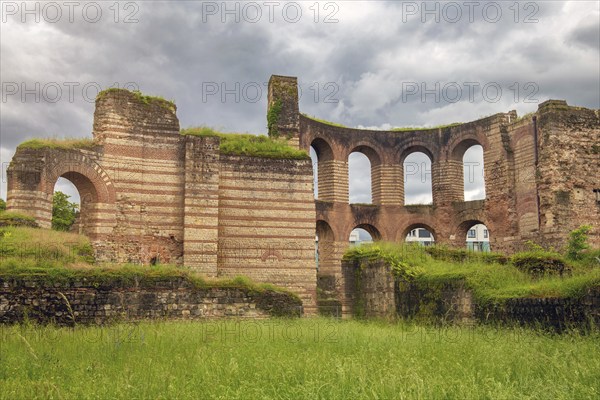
<box><xmin>267</xmin><ymin>99</ymin><xmax>283</xmax><ymax>137</ymax></box>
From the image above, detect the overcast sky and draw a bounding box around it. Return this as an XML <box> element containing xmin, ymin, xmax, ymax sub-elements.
<box><xmin>1</xmin><ymin>1</ymin><xmax>599</xmax><ymax>222</ymax></box>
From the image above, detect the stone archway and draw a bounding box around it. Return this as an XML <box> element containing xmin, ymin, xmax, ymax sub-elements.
<box><xmin>7</xmin><ymin>149</ymin><xmax>116</xmax><ymax>235</ymax></box>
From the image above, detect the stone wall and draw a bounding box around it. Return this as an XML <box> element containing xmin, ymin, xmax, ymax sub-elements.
<box><xmin>342</xmin><ymin>258</ymin><xmax>599</xmax><ymax>329</ymax></box>
<box><xmin>7</xmin><ymin>88</ymin><xmax>318</xmax><ymax>314</ymax></box>
<box><xmin>535</xmin><ymin>101</ymin><xmax>600</xmax><ymax>250</ymax></box>
<box><xmin>263</xmin><ymin>75</ymin><xmax>599</xmax><ymax>307</ymax></box>
<box><xmin>0</xmin><ymin>277</ymin><xmax>302</xmax><ymax>325</ymax></box>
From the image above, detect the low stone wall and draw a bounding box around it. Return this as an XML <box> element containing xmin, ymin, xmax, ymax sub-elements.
<box><xmin>396</xmin><ymin>281</ymin><xmax>475</xmax><ymax>324</ymax></box>
<box><xmin>342</xmin><ymin>258</ymin><xmax>599</xmax><ymax>329</ymax></box>
<box><xmin>477</xmin><ymin>287</ymin><xmax>600</xmax><ymax>330</ymax></box>
<box><xmin>0</xmin><ymin>277</ymin><xmax>302</xmax><ymax>325</ymax></box>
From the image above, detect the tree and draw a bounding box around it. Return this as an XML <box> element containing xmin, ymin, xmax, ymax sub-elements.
<box><xmin>52</xmin><ymin>191</ymin><xmax>79</xmax><ymax>231</ymax></box>
<box><xmin>0</xmin><ymin>198</ymin><xmax>6</xmax><ymax>211</ymax></box>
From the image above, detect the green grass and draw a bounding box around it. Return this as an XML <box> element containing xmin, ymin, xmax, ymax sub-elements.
<box><xmin>181</xmin><ymin>127</ymin><xmax>309</xmax><ymax>159</ymax></box>
<box><xmin>0</xmin><ymin>226</ymin><xmax>92</xmax><ymax>265</ymax></box>
<box><xmin>16</xmin><ymin>138</ymin><xmax>95</xmax><ymax>151</ymax></box>
<box><xmin>301</xmin><ymin>114</ymin><xmax>464</xmax><ymax>132</ymax></box>
<box><xmin>97</xmin><ymin>88</ymin><xmax>176</xmax><ymax>112</ymax></box>
<box><xmin>0</xmin><ymin>212</ymin><xmax>37</xmax><ymax>227</ymax></box>
<box><xmin>391</xmin><ymin>122</ymin><xmax>463</xmax><ymax>131</ymax></box>
<box><xmin>344</xmin><ymin>242</ymin><xmax>600</xmax><ymax>304</ymax></box>
<box><xmin>0</xmin><ymin>318</ymin><xmax>598</xmax><ymax>399</ymax></box>
<box><xmin>0</xmin><ymin>227</ymin><xmax>297</xmax><ymax>298</ymax></box>
<box><xmin>302</xmin><ymin>114</ymin><xmax>349</xmax><ymax>128</ymax></box>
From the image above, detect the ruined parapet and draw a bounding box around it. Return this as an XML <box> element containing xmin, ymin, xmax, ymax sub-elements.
<box><xmin>93</xmin><ymin>88</ymin><xmax>179</xmax><ymax>145</ymax></box>
<box><xmin>267</xmin><ymin>75</ymin><xmax>300</xmax><ymax>148</ymax></box>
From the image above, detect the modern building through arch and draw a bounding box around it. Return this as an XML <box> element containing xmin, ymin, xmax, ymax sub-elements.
<box><xmin>405</xmin><ymin>227</ymin><xmax>435</xmax><ymax>246</ymax></box>
<box><xmin>465</xmin><ymin>223</ymin><xmax>490</xmax><ymax>252</ymax></box>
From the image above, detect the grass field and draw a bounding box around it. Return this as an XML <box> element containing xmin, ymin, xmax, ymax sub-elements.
<box><xmin>1</xmin><ymin>318</ymin><xmax>598</xmax><ymax>399</ymax></box>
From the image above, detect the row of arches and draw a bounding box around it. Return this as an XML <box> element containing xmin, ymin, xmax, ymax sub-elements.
<box><xmin>310</xmin><ymin>139</ymin><xmax>486</xmax><ymax>204</ymax></box>
<box><xmin>315</xmin><ymin>219</ymin><xmax>492</xmax><ymax>274</ymax></box>
<box><xmin>315</xmin><ymin>220</ymin><xmax>491</xmax><ymax>269</ymax></box>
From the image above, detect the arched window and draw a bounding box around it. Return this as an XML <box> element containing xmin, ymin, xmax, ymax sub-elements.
<box><xmin>463</xmin><ymin>145</ymin><xmax>486</xmax><ymax>200</ymax></box>
<box><xmin>52</xmin><ymin>177</ymin><xmax>81</xmax><ymax>232</ymax></box>
<box><xmin>349</xmin><ymin>224</ymin><xmax>381</xmax><ymax>245</ymax></box>
<box><xmin>310</xmin><ymin>138</ymin><xmax>334</xmax><ymax>201</ymax></box>
<box><xmin>348</xmin><ymin>152</ymin><xmax>372</xmax><ymax>204</ymax></box>
<box><xmin>404</xmin><ymin>152</ymin><xmax>433</xmax><ymax>205</ymax></box>
<box><xmin>52</xmin><ymin>172</ymin><xmax>98</xmax><ymax>235</ymax></box>
<box><xmin>310</xmin><ymin>146</ymin><xmax>318</xmax><ymax>199</ymax></box>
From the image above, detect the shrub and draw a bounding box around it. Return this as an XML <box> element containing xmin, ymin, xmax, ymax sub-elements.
<box><xmin>0</xmin><ymin>199</ymin><xmax>5</xmax><ymax>211</ymax></box>
<box><xmin>511</xmin><ymin>251</ymin><xmax>571</xmax><ymax>278</ymax></box>
<box><xmin>565</xmin><ymin>225</ymin><xmax>592</xmax><ymax>260</ymax></box>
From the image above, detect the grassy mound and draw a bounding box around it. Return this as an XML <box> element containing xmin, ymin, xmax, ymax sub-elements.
<box><xmin>181</xmin><ymin>127</ymin><xmax>309</xmax><ymax>159</ymax></box>
<box><xmin>343</xmin><ymin>242</ymin><xmax>600</xmax><ymax>304</ymax></box>
<box><xmin>0</xmin><ymin>212</ymin><xmax>38</xmax><ymax>228</ymax></box>
<box><xmin>0</xmin><ymin>226</ymin><xmax>297</xmax><ymax>299</ymax></box>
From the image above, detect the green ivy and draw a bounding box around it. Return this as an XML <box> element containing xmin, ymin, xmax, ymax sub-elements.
<box><xmin>267</xmin><ymin>99</ymin><xmax>282</xmax><ymax>137</ymax></box>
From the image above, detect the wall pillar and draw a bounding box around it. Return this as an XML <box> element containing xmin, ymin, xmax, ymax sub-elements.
<box><xmin>432</xmin><ymin>159</ymin><xmax>463</xmax><ymax>205</ymax></box>
<box><xmin>183</xmin><ymin>136</ymin><xmax>221</xmax><ymax>276</ymax></box>
<box><xmin>373</xmin><ymin>164</ymin><xmax>402</xmax><ymax>205</ymax></box>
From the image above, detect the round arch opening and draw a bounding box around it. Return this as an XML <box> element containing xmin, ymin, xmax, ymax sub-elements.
<box><xmin>52</xmin><ymin>171</ymin><xmax>98</xmax><ymax>234</ymax></box>
<box><xmin>349</xmin><ymin>224</ymin><xmax>381</xmax><ymax>246</ymax></box>
<box><xmin>463</xmin><ymin>145</ymin><xmax>486</xmax><ymax>201</ymax></box>
<box><xmin>459</xmin><ymin>220</ymin><xmax>491</xmax><ymax>252</ymax></box>
<box><xmin>403</xmin><ymin>151</ymin><xmax>433</xmax><ymax>205</ymax></box>
<box><xmin>404</xmin><ymin>224</ymin><xmax>435</xmax><ymax>246</ymax></box>
<box><xmin>310</xmin><ymin>138</ymin><xmax>334</xmax><ymax>201</ymax></box>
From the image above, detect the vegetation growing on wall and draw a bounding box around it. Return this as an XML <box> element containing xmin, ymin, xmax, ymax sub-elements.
<box><xmin>301</xmin><ymin>113</ymin><xmax>464</xmax><ymax>131</ymax></box>
<box><xmin>17</xmin><ymin>138</ymin><xmax>96</xmax><ymax>150</ymax></box>
<box><xmin>0</xmin><ymin>226</ymin><xmax>299</xmax><ymax>300</ymax></box>
<box><xmin>181</xmin><ymin>127</ymin><xmax>309</xmax><ymax>159</ymax></box>
<box><xmin>566</xmin><ymin>225</ymin><xmax>593</xmax><ymax>260</ymax></box>
<box><xmin>302</xmin><ymin>114</ymin><xmax>349</xmax><ymax>128</ymax></box>
<box><xmin>96</xmin><ymin>88</ymin><xmax>176</xmax><ymax>112</ymax></box>
<box><xmin>511</xmin><ymin>251</ymin><xmax>571</xmax><ymax>277</ymax></box>
<box><xmin>391</xmin><ymin>122</ymin><xmax>463</xmax><ymax>131</ymax></box>
<box><xmin>343</xmin><ymin>241</ymin><xmax>600</xmax><ymax>304</ymax></box>
<box><xmin>267</xmin><ymin>99</ymin><xmax>283</xmax><ymax>137</ymax></box>
<box><xmin>0</xmin><ymin>211</ymin><xmax>38</xmax><ymax>228</ymax></box>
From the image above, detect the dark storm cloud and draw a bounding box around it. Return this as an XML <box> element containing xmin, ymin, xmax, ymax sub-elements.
<box><xmin>1</xmin><ymin>1</ymin><xmax>599</xmax><ymax>202</ymax></box>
